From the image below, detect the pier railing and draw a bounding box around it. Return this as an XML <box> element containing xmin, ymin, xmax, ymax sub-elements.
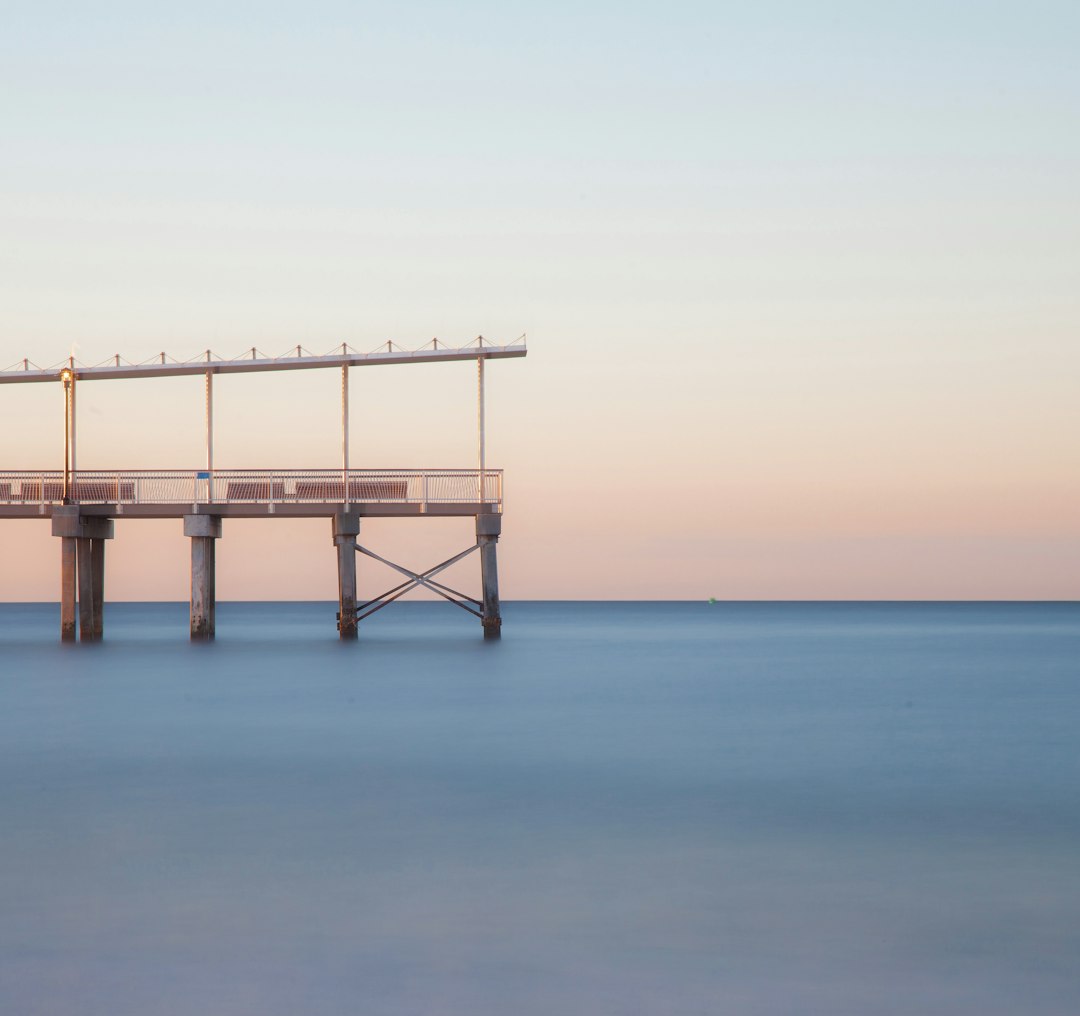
<box><xmin>0</xmin><ymin>469</ymin><xmax>502</xmax><ymax>508</ymax></box>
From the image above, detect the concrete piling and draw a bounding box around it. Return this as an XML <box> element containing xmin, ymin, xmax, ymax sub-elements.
<box><xmin>184</xmin><ymin>515</ymin><xmax>221</xmax><ymax>640</ymax></box>
<box><xmin>476</xmin><ymin>513</ymin><xmax>502</xmax><ymax>639</ymax></box>
<box><xmin>90</xmin><ymin>538</ymin><xmax>105</xmax><ymax>639</ymax></box>
<box><xmin>45</xmin><ymin>503</ymin><xmax>508</xmax><ymax>644</ymax></box>
<box><xmin>60</xmin><ymin>537</ymin><xmax>77</xmax><ymax>642</ymax></box>
<box><xmin>52</xmin><ymin>508</ymin><xmax>114</xmax><ymax>642</ymax></box>
<box><xmin>333</xmin><ymin>512</ymin><xmax>360</xmax><ymax>639</ymax></box>
<box><xmin>76</xmin><ymin>538</ymin><xmax>95</xmax><ymax>641</ymax></box>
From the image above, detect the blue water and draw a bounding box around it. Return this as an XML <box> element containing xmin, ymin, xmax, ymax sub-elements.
<box><xmin>1</xmin><ymin>602</ymin><xmax>1078</xmax><ymax>1015</ymax></box>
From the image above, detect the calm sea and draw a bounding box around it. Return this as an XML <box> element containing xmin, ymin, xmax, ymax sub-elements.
<box><xmin>1</xmin><ymin>601</ymin><xmax>1078</xmax><ymax>1015</ymax></box>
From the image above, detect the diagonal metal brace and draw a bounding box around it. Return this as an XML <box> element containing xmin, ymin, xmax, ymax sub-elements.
<box><xmin>354</xmin><ymin>542</ymin><xmax>482</xmax><ymax>620</ymax></box>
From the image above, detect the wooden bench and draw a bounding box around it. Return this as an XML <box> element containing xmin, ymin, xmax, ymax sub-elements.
<box><xmin>14</xmin><ymin>481</ymin><xmax>136</xmax><ymax>501</ymax></box>
<box><xmin>294</xmin><ymin>479</ymin><xmax>409</xmax><ymax>501</ymax></box>
<box><xmin>72</xmin><ymin>481</ymin><xmax>136</xmax><ymax>501</ymax></box>
<box><xmin>226</xmin><ymin>480</ymin><xmax>286</xmax><ymax>501</ymax></box>
<box><xmin>14</xmin><ymin>481</ymin><xmax>62</xmax><ymax>502</ymax></box>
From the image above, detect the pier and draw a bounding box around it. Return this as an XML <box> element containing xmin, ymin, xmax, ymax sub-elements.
<box><xmin>0</xmin><ymin>337</ymin><xmax>525</xmax><ymax>642</ymax></box>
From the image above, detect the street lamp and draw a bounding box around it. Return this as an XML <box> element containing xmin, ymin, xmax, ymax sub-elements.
<box><xmin>59</xmin><ymin>367</ymin><xmax>73</xmax><ymax>504</ymax></box>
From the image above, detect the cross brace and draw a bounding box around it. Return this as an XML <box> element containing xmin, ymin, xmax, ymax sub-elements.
<box><xmin>353</xmin><ymin>542</ymin><xmax>482</xmax><ymax>621</ymax></box>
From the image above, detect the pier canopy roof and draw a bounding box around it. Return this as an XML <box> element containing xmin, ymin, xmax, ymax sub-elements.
<box><xmin>0</xmin><ymin>335</ymin><xmax>526</xmax><ymax>384</ymax></box>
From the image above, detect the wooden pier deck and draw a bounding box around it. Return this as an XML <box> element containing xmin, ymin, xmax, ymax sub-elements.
<box><xmin>0</xmin><ymin>468</ymin><xmax>502</xmax><ymax>519</ymax></box>
<box><xmin>2</xmin><ymin>468</ymin><xmax>505</xmax><ymax>643</ymax></box>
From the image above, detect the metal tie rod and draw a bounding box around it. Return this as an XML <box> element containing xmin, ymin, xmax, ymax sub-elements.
<box><xmin>354</xmin><ymin>543</ymin><xmax>482</xmax><ymax>617</ymax></box>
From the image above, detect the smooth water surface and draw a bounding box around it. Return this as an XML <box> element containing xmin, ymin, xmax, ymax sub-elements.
<box><xmin>2</xmin><ymin>602</ymin><xmax>1078</xmax><ymax>1014</ymax></box>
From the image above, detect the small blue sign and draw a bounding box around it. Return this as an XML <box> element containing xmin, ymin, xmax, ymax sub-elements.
<box><xmin>196</xmin><ymin>471</ymin><xmax>210</xmax><ymax>480</ymax></box>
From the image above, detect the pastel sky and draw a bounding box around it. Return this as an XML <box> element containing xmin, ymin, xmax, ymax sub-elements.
<box><xmin>2</xmin><ymin>1</ymin><xmax>1078</xmax><ymax>601</ymax></box>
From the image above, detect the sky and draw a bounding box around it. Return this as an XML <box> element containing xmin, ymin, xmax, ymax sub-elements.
<box><xmin>1</xmin><ymin>0</ymin><xmax>1078</xmax><ymax>601</ymax></box>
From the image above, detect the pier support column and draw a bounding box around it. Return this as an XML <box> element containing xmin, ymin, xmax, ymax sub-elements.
<box><xmin>52</xmin><ymin>508</ymin><xmax>114</xmax><ymax>643</ymax></box>
<box><xmin>333</xmin><ymin>513</ymin><xmax>360</xmax><ymax>639</ymax></box>
<box><xmin>60</xmin><ymin>537</ymin><xmax>77</xmax><ymax>642</ymax></box>
<box><xmin>90</xmin><ymin>538</ymin><xmax>105</xmax><ymax>638</ymax></box>
<box><xmin>184</xmin><ymin>515</ymin><xmax>221</xmax><ymax>640</ymax></box>
<box><xmin>76</xmin><ymin>538</ymin><xmax>95</xmax><ymax>640</ymax></box>
<box><xmin>476</xmin><ymin>514</ymin><xmax>502</xmax><ymax>639</ymax></box>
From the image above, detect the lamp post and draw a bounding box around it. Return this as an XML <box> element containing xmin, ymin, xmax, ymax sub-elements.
<box><xmin>59</xmin><ymin>367</ymin><xmax>73</xmax><ymax>504</ymax></box>
<box><xmin>477</xmin><ymin>354</ymin><xmax>485</xmax><ymax>504</ymax></box>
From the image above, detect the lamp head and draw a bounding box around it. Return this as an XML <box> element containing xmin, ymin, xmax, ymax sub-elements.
<box><xmin>59</xmin><ymin>367</ymin><xmax>73</xmax><ymax>385</ymax></box>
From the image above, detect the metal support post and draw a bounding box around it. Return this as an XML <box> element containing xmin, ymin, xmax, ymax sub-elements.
<box><xmin>60</xmin><ymin>364</ymin><xmax>74</xmax><ymax>503</ymax></box>
<box><xmin>185</xmin><ymin>515</ymin><xmax>221</xmax><ymax>640</ymax></box>
<box><xmin>477</xmin><ymin>356</ymin><xmax>485</xmax><ymax>503</ymax></box>
<box><xmin>342</xmin><ymin>365</ymin><xmax>350</xmax><ymax>509</ymax></box>
<box><xmin>476</xmin><ymin>513</ymin><xmax>501</xmax><ymax>638</ymax></box>
<box><xmin>333</xmin><ymin>512</ymin><xmax>360</xmax><ymax>639</ymax></box>
<box><xmin>205</xmin><ymin>367</ymin><xmax>214</xmax><ymax>501</ymax></box>
<box><xmin>69</xmin><ymin>358</ymin><xmax>77</xmax><ymax>496</ymax></box>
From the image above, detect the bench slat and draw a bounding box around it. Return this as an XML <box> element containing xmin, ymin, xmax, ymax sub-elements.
<box><xmin>13</xmin><ymin>481</ymin><xmax>136</xmax><ymax>501</ymax></box>
<box><xmin>225</xmin><ymin>481</ymin><xmax>286</xmax><ymax>500</ymax></box>
<box><xmin>294</xmin><ymin>480</ymin><xmax>409</xmax><ymax>500</ymax></box>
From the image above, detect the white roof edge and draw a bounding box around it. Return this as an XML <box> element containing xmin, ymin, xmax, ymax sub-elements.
<box><xmin>0</xmin><ymin>343</ymin><xmax>527</xmax><ymax>384</ymax></box>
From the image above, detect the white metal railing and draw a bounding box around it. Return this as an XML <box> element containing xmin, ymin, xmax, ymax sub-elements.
<box><xmin>0</xmin><ymin>469</ymin><xmax>502</xmax><ymax>508</ymax></box>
